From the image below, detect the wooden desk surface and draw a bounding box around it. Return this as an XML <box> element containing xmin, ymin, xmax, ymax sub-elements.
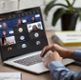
<box><xmin>0</xmin><ymin>30</ymin><xmax>81</xmax><ymax>80</ymax></box>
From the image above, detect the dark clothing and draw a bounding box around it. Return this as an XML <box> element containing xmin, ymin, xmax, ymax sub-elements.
<box><xmin>17</xmin><ymin>23</ymin><xmax>25</xmax><ymax>27</ymax></box>
<box><xmin>2</xmin><ymin>26</ymin><xmax>9</xmax><ymax>30</ymax></box>
<box><xmin>1</xmin><ymin>35</ymin><xmax>9</xmax><ymax>46</ymax></box>
<box><xmin>31</xmin><ymin>20</ymin><xmax>37</xmax><ymax>23</ymax></box>
<box><xmin>30</xmin><ymin>29</ymin><xmax>40</xmax><ymax>32</ymax></box>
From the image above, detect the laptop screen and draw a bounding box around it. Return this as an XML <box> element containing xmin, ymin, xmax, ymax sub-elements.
<box><xmin>0</xmin><ymin>7</ymin><xmax>48</xmax><ymax>61</ymax></box>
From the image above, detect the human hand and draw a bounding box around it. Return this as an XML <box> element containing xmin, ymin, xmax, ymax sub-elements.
<box><xmin>42</xmin><ymin>51</ymin><xmax>62</xmax><ymax>68</ymax></box>
<box><xmin>40</xmin><ymin>44</ymin><xmax>74</xmax><ymax>59</ymax></box>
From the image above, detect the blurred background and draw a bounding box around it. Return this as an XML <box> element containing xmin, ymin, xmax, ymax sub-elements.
<box><xmin>0</xmin><ymin>0</ymin><xmax>81</xmax><ymax>31</ymax></box>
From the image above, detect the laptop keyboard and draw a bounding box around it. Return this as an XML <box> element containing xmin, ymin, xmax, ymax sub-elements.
<box><xmin>14</xmin><ymin>54</ymin><xmax>42</xmax><ymax>66</ymax></box>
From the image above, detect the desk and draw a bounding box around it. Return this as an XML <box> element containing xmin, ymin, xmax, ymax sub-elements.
<box><xmin>0</xmin><ymin>30</ymin><xmax>81</xmax><ymax>80</ymax></box>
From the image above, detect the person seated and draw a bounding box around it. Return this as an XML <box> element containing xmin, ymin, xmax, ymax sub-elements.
<box><xmin>30</xmin><ymin>25</ymin><xmax>40</xmax><ymax>32</ymax></box>
<box><xmin>2</xmin><ymin>22</ymin><xmax>9</xmax><ymax>29</ymax></box>
<box><xmin>30</xmin><ymin>17</ymin><xmax>37</xmax><ymax>23</ymax></box>
<box><xmin>17</xmin><ymin>19</ymin><xmax>24</xmax><ymax>27</ymax></box>
<box><xmin>1</xmin><ymin>31</ymin><xmax>9</xmax><ymax>46</ymax></box>
<box><xmin>40</xmin><ymin>44</ymin><xmax>81</xmax><ymax>80</ymax></box>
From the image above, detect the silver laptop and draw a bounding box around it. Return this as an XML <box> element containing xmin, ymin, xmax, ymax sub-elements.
<box><xmin>0</xmin><ymin>7</ymin><xmax>74</xmax><ymax>74</ymax></box>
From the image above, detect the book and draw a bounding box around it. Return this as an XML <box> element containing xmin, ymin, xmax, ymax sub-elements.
<box><xmin>0</xmin><ymin>72</ymin><xmax>21</xmax><ymax>80</ymax></box>
<box><xmin>52</xmin><ymin>31</ymin><xmax>81</xmax><ymax>46</ymax></box>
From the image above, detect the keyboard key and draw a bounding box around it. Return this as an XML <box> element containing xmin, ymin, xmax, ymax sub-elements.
<box><xmin>14</xmin><ymin>54</ymin><xmax>42</xmax><ymax>66</ymax></box>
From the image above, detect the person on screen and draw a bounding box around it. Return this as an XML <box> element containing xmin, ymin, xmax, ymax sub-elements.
<box><xmin>2</xmin><ymin>23</ymin><xmax>9</xmax><ymax>29</ymax></box>
<box><xmin>7</xmin><ymin>41</ymin><xmax>11</xmax><ymax>46</ymax></box>
<box><xmin>31</xmin><ymin>25</ymin><xmax>40</xmax><ymax>32</ymax></box>
<box><xmin>31</xmin><ymin>17</ymin><xmax>37</xmax><ymax>23</ymax></box>
<box><xmin>17</xmin><ymin>19</ymin><xmax>24</xmax><ymax>27</ymax></box>
<box><xmin>1</xmin><ymin>31</ymin><xmax>9</xmax><ymax>46</ymax></box>
<box><xmin>8</xmin><ymin>47</ymin><xmax>12</xmax><ymax>51</ymax></box>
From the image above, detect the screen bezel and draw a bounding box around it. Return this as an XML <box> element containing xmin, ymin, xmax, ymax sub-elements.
<box><xmin>0</xmin><ymin>7</ymin><xmax>48</xmax><ymax>62</ymax></box>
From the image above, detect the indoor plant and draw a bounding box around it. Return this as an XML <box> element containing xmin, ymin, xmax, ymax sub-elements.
<box><xmin>44</xmin><ymin>0</ymin><xmax>81</xmax><ymax>31</ymax></box>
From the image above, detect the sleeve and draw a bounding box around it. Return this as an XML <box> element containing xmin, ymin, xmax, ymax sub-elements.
<box><xmin>74</xmin><ymin>50</ymin><xmax>81</xmax><ymax>62</ymax></box>
<box><xmin>49</xmin><ymin>61</ymin><xmax>81</xmax><ymax>80</ymax></box>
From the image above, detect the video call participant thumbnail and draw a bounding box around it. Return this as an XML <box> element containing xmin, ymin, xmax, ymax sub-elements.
<box><xmin>27</xmin><ymin>22</ymin><xmax>44</xmax><ymax>39</ymax></box>
<box><xmin>29</xmin><ymin>31</ymin><xmax>44</xmax><ymax>39</ymax></box>
<box><xmin>1</xmin><ymin>44</ymin><xmax>17</xmax><ymax>53</ymax></box>
<box><xmin>2</xmin><ymin>23</ymin><xmax>9</xmax><ymax>29</ymax></box>
<box><xmin>11</xmin><ymin>17</ymin><xmax>27</xmax><ymax>27</ymax></box>
<box><xmin>31</xmin><ymin>17</ymin><xmax>37</xmax><ymax>23</ymax></box>
<box><xmin>13</xmin><ymin>25</ymin><xmax>28</xmax><ymax>34</ymax></box>
<box><xmin>17</xmin><ymin>41</ymin><xmax>31</xmax><ymax>49</ymax></box>
<box><xmin>0</xmin><ymin>28</ymin><xmax>14</xmax><ymax>38</ymax></box>
<box><xmin>36</xmin><ymin>41</ymin><xmax>41</xmax><ymax>46</ymax></box>
<box><xmin>27</xmin><ymin>22</ymin><xmax>43</xmax><ymax>33</ymax></box>
<box><xmin>2</xmin><ymin>36</ymin><xmax>16</xmax><ymax>47</ymax></box>
<box><xmin>17</xmin><ymin>19</ymin><xmax>25</xmax><ymax>27</ymax></box>
<box><xmin>5</xmin><ymin>36</ymin><xmax>16</xmax><ymax>46</ymax></box>
<box><xmin>29</xmin><ymin>32</ymin><xmax>37</xmax><ymax>39</ymax></box>
<box><xmin>30</xmin><ymin>25</ymin><xmax>41</xmax><ymax>32</ymax></box>
<box><xmin>27</xmin><ymin>14</ymin><xmax>41</xmax><ymax>23</ymax></box>
<box><xmin>7</xmin><ymin>47</ymin><xmax>12</xmax><ymax>51</ymax></box>
<box><xmin>0</xmin><ymin>20</ymin><xmax>12</xmax><ymax>30</ymax></box>
<box><xmin>15</xmin><ymin>33</ymin><xmax>29</xmax><ymax>43</ymax></box>
<box><xmin>31</xmin><ymin>37</ymin><xmax>47</xmax><ymax>46</ymax></box>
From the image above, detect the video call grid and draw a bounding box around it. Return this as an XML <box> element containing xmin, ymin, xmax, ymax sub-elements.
<box><xmin>0</xmin><ymin>10</ymin><xmax>45</xmax><ymax>53</ymax></box>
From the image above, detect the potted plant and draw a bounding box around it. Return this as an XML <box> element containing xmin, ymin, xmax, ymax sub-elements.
<box><xmin>44</xmin><ymin>0</ymin><xmax>81</xmax><ymax>31</ymax></box>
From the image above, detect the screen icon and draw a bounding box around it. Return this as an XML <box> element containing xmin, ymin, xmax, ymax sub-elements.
<box><xmin>18</xmin><ymin>28</ymin><xmax>23</xmax><ymax>33</ymax></box>
<box><xmin>36</xmin><ymin>41</ymin><xmax>40</xmax><ymax>45</ymax></box>
<box><xmin>7</xmin><ymin>47</ymin><xmax>12</xmax><ymax>51</ymax></box>
<box><xmin>20</xmin><ymin>36</ymin><xmax>25</xmax><ymax>40</ymax></box>
<box><xmin>22</xmin><ymin>44</ymin><xmax>27</xmax><ymax>48</ymax></box>
<box><xmin>37</xmin><ymin>23</ymin><xmax>41</xmax><ymax>28</ymax></box>
<box><xmin>34</xmin><ymin>32</ymin><xmax>39</xmax><ymax>37</ymax></box>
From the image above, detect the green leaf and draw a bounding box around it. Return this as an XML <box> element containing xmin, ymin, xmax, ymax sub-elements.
<box><xmin>74</xmin><ymin>7</ymin><xmax>81</xmax><ymax>12</ymax></box>
<box><xmin>55</xmin><ymin>4</ymin><xmax>68</xmax><ymax>8</ymax></box>
<box><xmin>79</xmin><ymin>13</ymin><xmax>81</xmax><ymax>21</ymax></box>
<box><xmin>65</xmin><ymin>0</ymin><xmax>71</xmax><ymax>7</ymax></box>
<box><xmin>44</xmin><ymin>0</ymin><xmax>56</xmax><ymax>16</ymax></box>
<box><xmin>72</xmin><ymin>0</ymin><xmax>76</xmax><ymax>6</ymax></box>
<box><xmin>44</xmin><ymin>3</ymin><xmax>68</xmax><ymax>17</ymax></box>
<box><xmin>52</xmin><ymin>8</ymin><xmax>66</xmax><ymax>26</ymax></box>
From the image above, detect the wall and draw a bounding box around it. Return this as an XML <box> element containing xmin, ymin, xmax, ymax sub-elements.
<box><xmin>0</xmin><ymin>0</ymin><xmax>81</xmax><ymax>31</ymax></box>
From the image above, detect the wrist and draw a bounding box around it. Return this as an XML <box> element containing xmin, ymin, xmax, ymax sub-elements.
<box><xmin>66</xmin><ymin>50</ymin><xmax>74</xmax><ymax>59</ymax></box>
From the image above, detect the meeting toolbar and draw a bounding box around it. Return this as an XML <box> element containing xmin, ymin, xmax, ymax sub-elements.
<box><xmin>0</xmin><ymin>9</ymin><xmax>40</xmax><ymax>21</ymax></box>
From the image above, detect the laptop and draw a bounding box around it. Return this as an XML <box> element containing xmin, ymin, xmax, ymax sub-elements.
<box><xmin>0</xmin><ymin>7</ymin><xmax>74</xmax><ymax>74</ymax></box>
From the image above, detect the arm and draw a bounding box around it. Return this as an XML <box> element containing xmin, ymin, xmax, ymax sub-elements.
<box><xmin>41</xmin><ymin>44</ymin><xmax>81</xmax><ymax>80</ymax></box>
<box><xmin>40</xmin><ymin>44</ymin><xmax>75</xmax><ymax>59</ymax></box>
<box><xmin>64</xmin><ymin>49</ymin><xmax>81</xmax><ymax>62</ymax></box>
<box><xmin>42</xmin><ymin>51</ymin><xmax>81</xmax><ymax>80</ymax></box>
<box><xmin>40</xmin><ymin>44</ymin><xmax>81</xmax><ymax>61</ymax></box>
<box><xmin>73</xmin><ymin>50</ymin><xmax>81</xmax><ymax>62</ymax></box>
<box><xmin>49</xmin><ymin>61</ymin><xmax>81</xmax><ymax>80</ymax></box>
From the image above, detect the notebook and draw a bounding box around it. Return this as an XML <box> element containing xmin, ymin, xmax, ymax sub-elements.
<box><xmin>0</xmin><ymin>72</ymin><xmax>21</xmax><ymax>80</ymax></box>
<box><xmin>52</xmin><ymin>31</ymin><xmax>81</xmax><ymax>46</ymax></box>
